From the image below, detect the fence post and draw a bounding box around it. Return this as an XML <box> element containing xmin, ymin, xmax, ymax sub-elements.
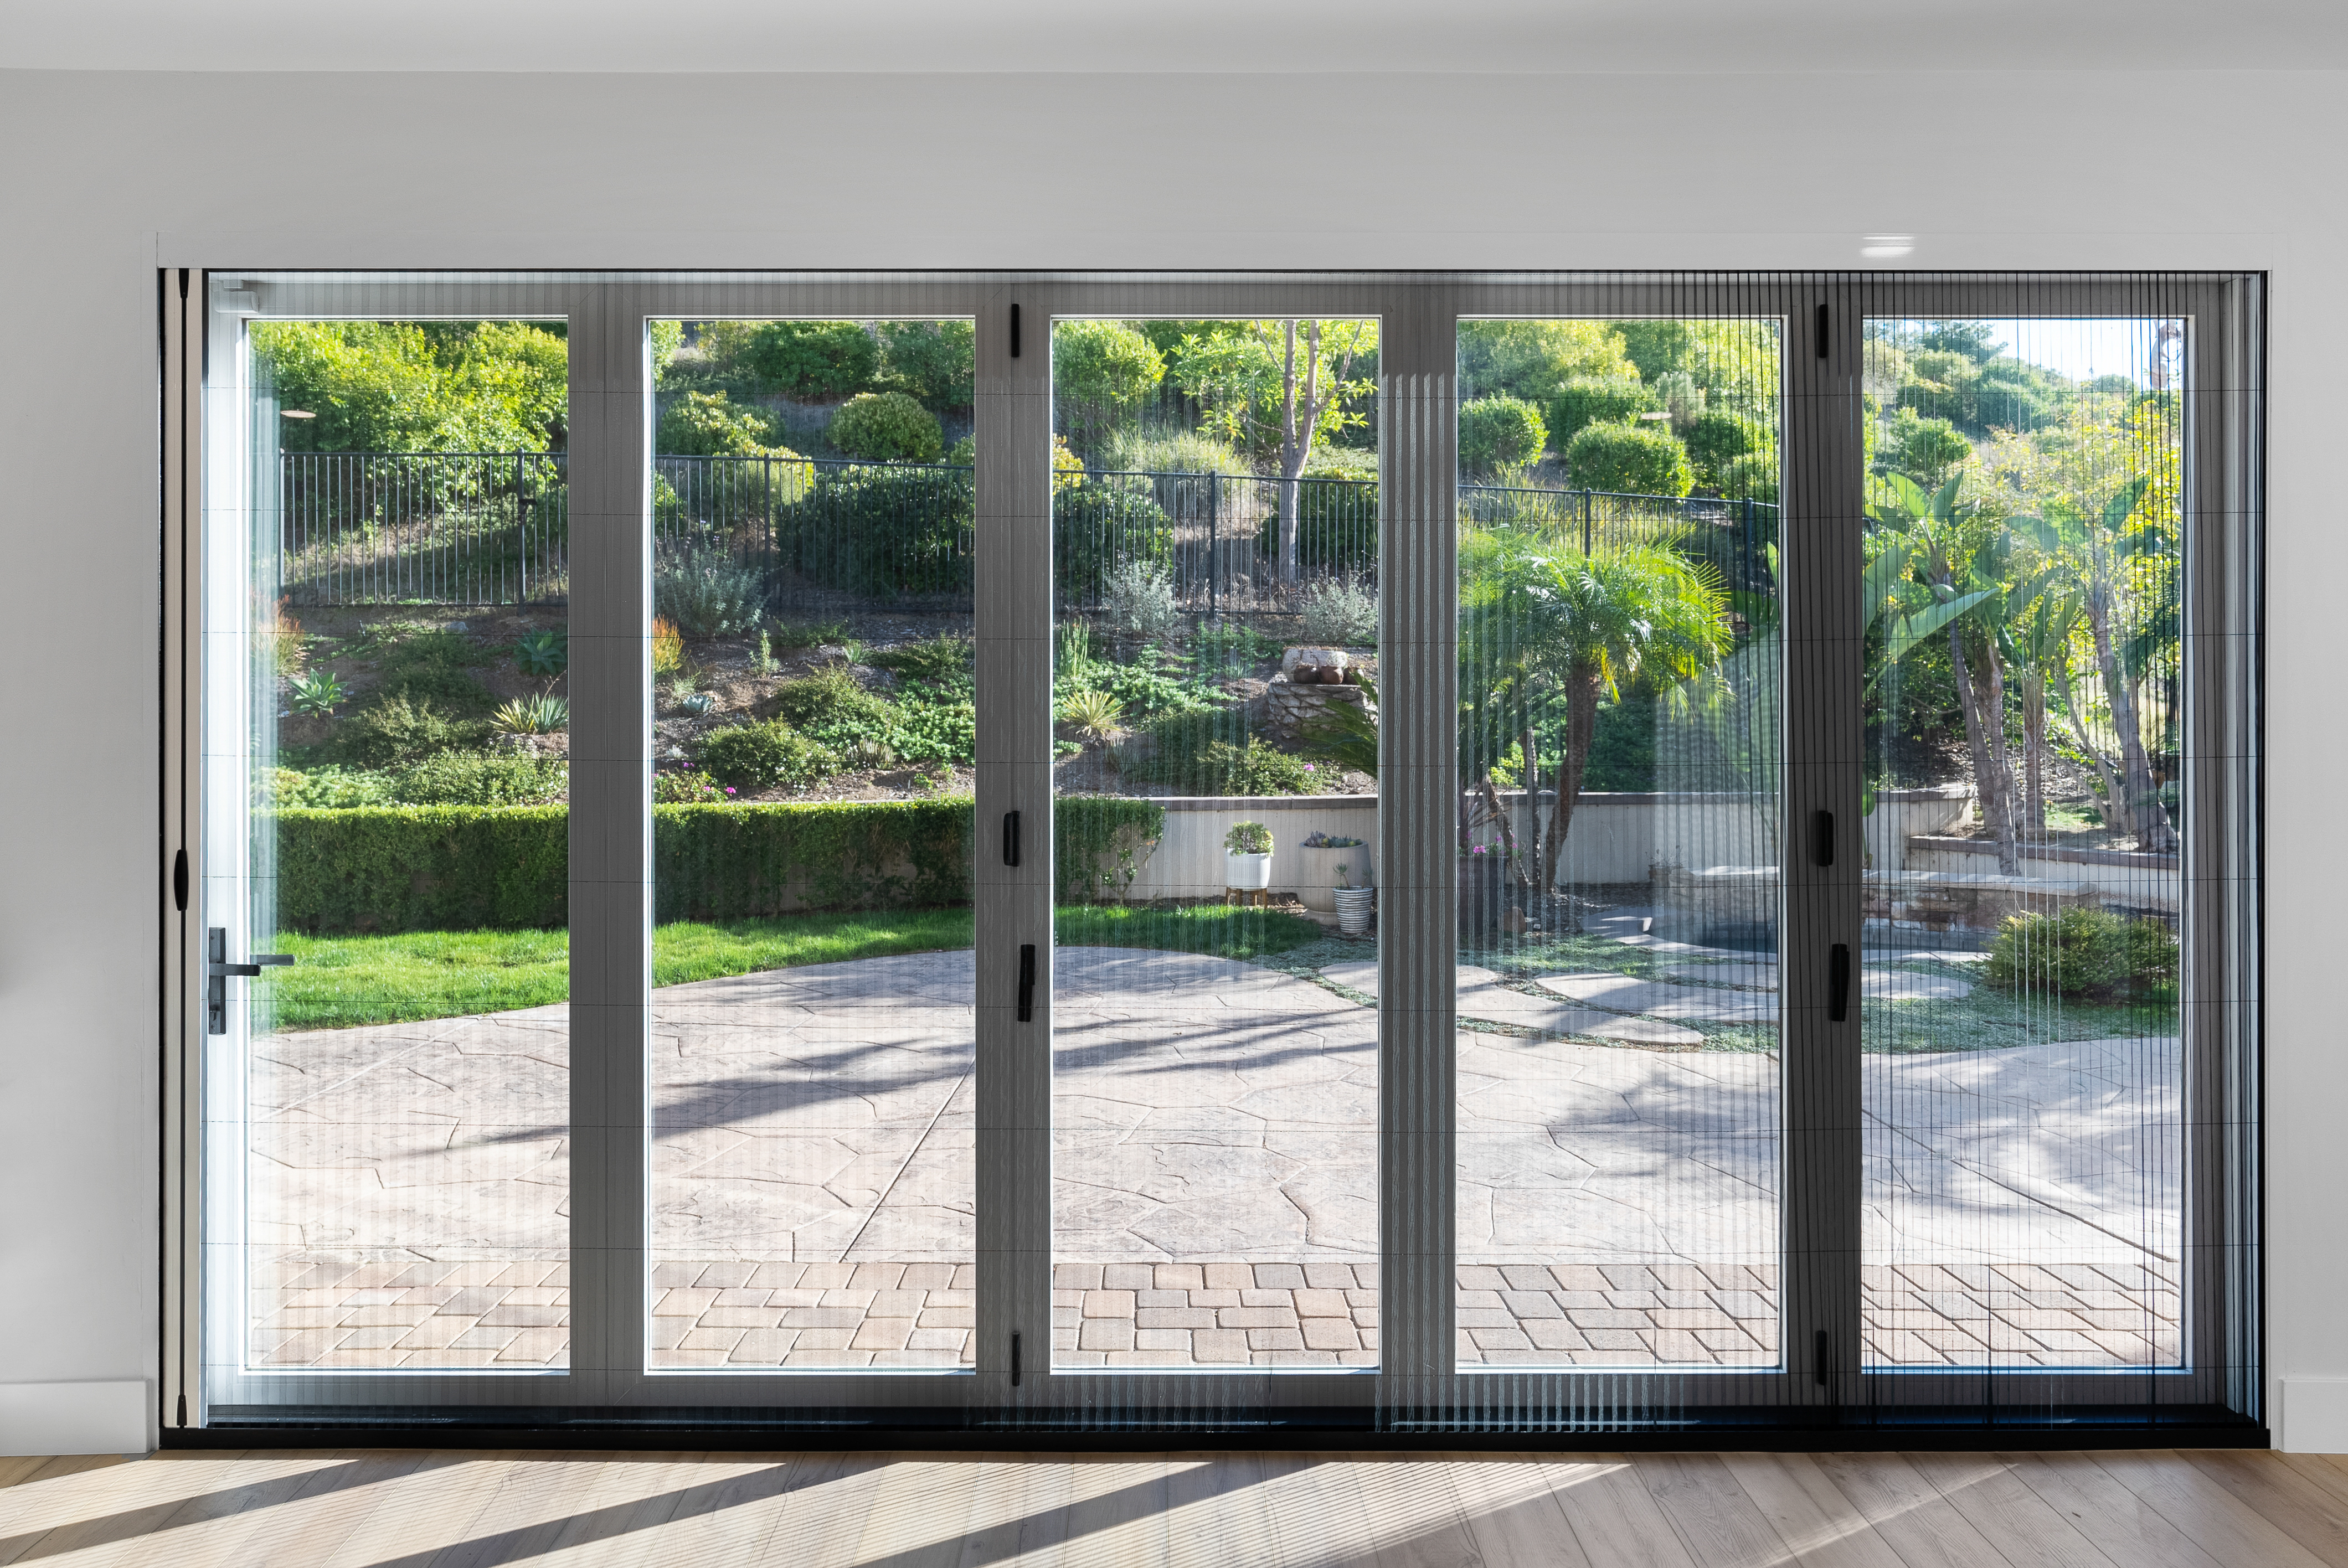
<box><xmin>1208</xmin><ymin>470</ymin><xmax>1220</xmax><ymax>620</ymax></box>
<box><xmin>1582</xmin><ymin>489</ymin><xmax>1593</xmax><ymax>556</ymax></box>
<box><xmin>514</xmin><ymin>451</ymin><xmax>527</xmax><ymax>605</ymax></box>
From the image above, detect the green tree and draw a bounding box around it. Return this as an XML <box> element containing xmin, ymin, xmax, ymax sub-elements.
<box><xmin>739</xmin><ymin>321</ymin><xmax>880</xmax><ymax>400</ymax></box>
<box><xmin>1461</xmin><ymin>532</ymin><xmax>1734</xmax><ymax>909</ymax></box>
<box><xmin>878</xmin><ymin>321</ymin><xmax>975</xmax><ymax>412</ymax></box>
<box><xmin>1168</xmin><ymin>319</ymin><xmax>1377</xmax><ymax>583</ymax></box>
<box><xmin>1458</xmin><ymin>321</ymin><xmax>1634</xmax><ymax>404</ymax></box>
<box><xmin>252</xmin><ymin>320</ymin><xmax>569</xmax><ymax>452</ymax></box>
<box><xmin>1548</xmin><ymin>378</ymin><xmax>1654</xmax><ymax>446</ymax></box>
<box><xmin>657</xmin><ymin>391</ymin><xmax>786</xmax><ymax>457</ymax></box>
<box><xmin>1053</xmin><ymin>320</ymin><xmax>1167</xmax><ymax>450</ymax></box>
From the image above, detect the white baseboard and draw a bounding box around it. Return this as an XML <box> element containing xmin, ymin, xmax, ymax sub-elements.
<box><xmin>0</xmin><ymin>1381</ymin><xmax>151</xmax><ymax>1456</ymax></box>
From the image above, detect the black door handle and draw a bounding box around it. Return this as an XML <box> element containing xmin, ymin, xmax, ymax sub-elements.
<box><xmin>1017</xmin><ymin>943</ymin><xmax>1036</xmax><ymax>1023</ymax></box>
<box><xmin>1812</xmin><ymin>809</ymin><xmax>1834</xmax><ymax>866</ymax></box>
<box><xmin>1004</xmin><ymin>809</ymin><xmax>1022</xmax><ymax>867</ymax></box>
<box><xmin>206</xmin><ymin>929</ymin><xmax>295</xmax><ymax>1034</ymax></box>
<box><xmin>1829</xmin><ymin>943</ymin><xmax>1851</xmax><ymax>1022</ymax></box>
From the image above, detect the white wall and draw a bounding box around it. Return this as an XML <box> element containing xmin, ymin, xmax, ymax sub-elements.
<box><xmin>0</xmin><ymin>66</ymin><xmax>2339</xmax><ymax>1452</ymax></box>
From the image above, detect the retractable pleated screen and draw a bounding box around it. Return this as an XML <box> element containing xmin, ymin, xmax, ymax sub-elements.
<box><xmin>180</xmin><ymin>271</ymin><xmax>2260</xmax><ymax>1442</ymax></box>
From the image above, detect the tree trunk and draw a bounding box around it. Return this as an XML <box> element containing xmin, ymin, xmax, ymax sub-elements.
<box><xmin>2021</xmin><ymin>669</ymin><xmax>2046</xmax><ymax>842</ymax></box>
<box><xmin>2086</xmin><ymin>589</ymin><xmax>2176</xmax><ymax>853</ymax></box>
<box><xmin>1541</xmin><ymin>668</ymin><xmax>1604</xmax><ymax>924</ymax></box>
<box><xmin>1947</xmin><ymin>624</ymin><xmax>2022</xmax><ymax>876</ymax></box>
<box><xmin>1520</xmin><ymin>721</ymin><xmax>1541</xmax><ymax>893</ymax></box>
<box><xmin>1277</xmin><ymin>323</ymin><xmax>1302</xmax><ymax>585</ymax></box>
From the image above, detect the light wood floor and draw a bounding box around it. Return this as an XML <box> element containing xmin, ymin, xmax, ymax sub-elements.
<box><xmin>2</xmin><ymin>1446</ymin><xmax>2342</xmax><ymax>1566</ymax></box>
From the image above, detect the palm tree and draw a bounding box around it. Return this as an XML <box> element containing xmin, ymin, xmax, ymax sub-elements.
<box><xmin>1463</xmin><ymin>530</ymin><xmax>1737</xmax><ymax>914</ymax></box>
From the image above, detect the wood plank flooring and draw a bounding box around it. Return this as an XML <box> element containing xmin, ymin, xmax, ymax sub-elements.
<box><xmin>0</xmin><ymin>1447</ymin><xmax>2336</xmax><ymax>1566</ymax></box>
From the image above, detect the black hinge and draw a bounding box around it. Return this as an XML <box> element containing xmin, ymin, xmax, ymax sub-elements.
<box><xmin>1811</xmin><ymin>810</ymin><xmax>1834</xmax><ymax>867</ymax></box>
<box><xmin>173</xmin><ymin>848</ymin><xmax>188</xmax><ymax>911</ymax></box>
<box><xmin>1011</xmin><ymin>1331</ymin><xmax>1023</xmax><ymax>1386</ymax></box>
<box><xmin>1010</xmin><ymin>303</ymin><xmax>1022</xmax><ymax>359</ymax></box>
<box><xmin>1815</xmin><ymin>1328</ymin><xmax>1830</xmax><ymax>1387</ymax></box>
<box><xmin>1016</xmin><ymin>944</ymin><xmax>1036</xmax><ymax>1022</ymax></box>
<box><xmin>175</xmin><ymin>1392</ymin><xmax>187</xmax><ymax>1427</ymax></box>
<box><xmin>1829</xmin><ymin>943</ymin><xmax>1852</xmax><ymax>1023</ymax></box>
<box><xmin>1003</xmin><ymin>810</ymin><xmax>1022</xmax><ymax>867</ymax></box>
<box><xmin>1815</xmin><ymin>301</ymin><xmax>1830</xmax><ymax>359</ymax></box>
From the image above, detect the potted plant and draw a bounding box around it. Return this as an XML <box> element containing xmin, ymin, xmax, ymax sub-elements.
<box><xmin>1224</xmin><ymin>820</ymin><xmax>1274</xmax><ymax>890</ymax></box>
<box><xmin>1332</xmin><ymin>863</ymin><xmax>1375</xmax><ymax>937</ymax></box>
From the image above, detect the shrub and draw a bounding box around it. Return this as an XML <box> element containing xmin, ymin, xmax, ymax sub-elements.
<box><xmin>739</xmin><ymin>321</ymin><xmax>879</xmax><ymax>401</ymax></box>
<box><xmin>1052</xmin><ymin>320</ymin><xmax>1167</xmax><ymax>447</ymax></box>
<box><xmin>652</xmin><ymin>617</ymin><xmax>684</xmax><ymax>676</ymax></box>
<box><xmin>654</xmin><ymin>769</ymin><xmax>732</xmax><ymax>803</ymax></box>
<box><xmin>1054</xmin><ymin>479</ymin><xmax>1173</xmax><ymax>602</ymax></box>
<box><xmin>1458</xmin><ymin>395</ymin><xmax>1548</xmax><ymax>477</ymax></box>
<box><xmin>271</xmin><ymin>765</ymin><xmax>393</xmax><ymax>809</ymax></box>
<box><xmin>876</xmin><ymin>321</ymin><xmax>975</xmax><ymax>413</ymax></box>
<box><xmin>1101</xmin><ymin>561</ymin><xmax>1181</xmax><ymax>647</ymax></box>
<box><xmin>1548</xmin><ymin>378</ymin><xmax>1655</xmax><ymax>446</ymax></box>
<box><xmin>698</xmin><ymin>720</ymin><xmax>839</xmax><ymax>792</ymax></box>
<box><xmin>1880</xmin><ymin>407</ymin><xmax>1971</xmax><ymax>484</ymax></box>
<box><xmin>869</xmin><ymin>633</ymin><xmax>974</xmax><ymax>688</ymax></box>
<box><xmin>272</xmin><ymin>797</ymin><xmax>1165</xmax><ymax>932</ymax></box>
<box><xmin>1983</xmin><ymin>907</ymin><xmax>2177</xmax><ymax>1001</ymax></box>
<box><xmin>491</xmin><ymin>692</ymin><xmax>569</xmax><ymax>734</ymax></box>
<box><xmin>1715</xmin><ymin>452</ymin><xmax>1779</xmax><ymax>506</ymax></box>
<box><xmin>1566</xmin><ymin>421</ymin><xmax>1693</xmax><ymax>497</ymax></box>
<box><xmin>1650</xmin><ymin>369</ymin><xmax>1706</xmax><ymax>432</ymax></box>
<box><xmin>654</xmin><ymin>538</ymin><xmax>766</xmax><ymax>636</ymax></box>
<box><xmin>773</xmin><ymin>665</ymin><xmax>895</xmax><ymax>735</ymax></box>
<box><xmin>1059</xmin><ymin>688</ymin><xmax>1125</xmax><ymax>742</ymax></box>
<box><xmin>389</xmin><ymin>751</ymin><xmax>568</xmax><ymax>806</ymax></box>
<box><xmin>657</xmin><ymin>390</ymin><xmax>781</xmax><ymax>457</ymax></box>
<box><xmin>288</xmin><ymin>670</ymin><xmax>346</xmax><ymax>716</ymax></box>
<box><xmin>1132</xmin><ymin>710</ymin><xmax>1325</xmax><ymax>795</ymax></box>
<box><xmin>336</xmin><ymin>695</ymin><xmax>489</xmax><ymax>767</ymax></box>
<box><xmin>1100</xmin><ymin>428</ymin><xmax>1250</xmax><ymax>476</ymax></box>
<box><xmin>1191</xmin><ymin>622</ymin><xmax>1281</xmax><ymax>673</ymax></box>
<box><xmin>1224</xmin><ymin>820</ymin><xmax>1273</xmax><ymax>855</ymax></box>
<box><xmin>1299</xmin><ymin>577</ymin><xmax>1378</xmax><ymax>647</ymax></box>
<box><xmin>371</xmin><ymin>624</ymin><xmax>475</xmax><ymax>673</ymax></box>
<box><xmin>1686</xmin><ymin>410</ymin><xmax>1768</xmax><ymax>471</ymax></box>
<box><xmin>513</xmin><ymin>629</ymin><xmax>568</xmax><ymax>676</ymax></box>
<box><xmin>370</xmin><ymin>663</ymin><xmax>497</xmax><ymax>716</ymax></box>
<box><xmin>828</xmin><ymin>391</ymin><xmax>944</xmax><ymax>462</ymax></box>
<box><xmin>778</xmin><ymin>462</ymin><xmax>975</xmax><ymax>597</ymax></box>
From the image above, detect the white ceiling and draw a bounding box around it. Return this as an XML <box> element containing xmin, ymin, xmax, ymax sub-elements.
<box><xmin>2</xmin><ymin>0</ymin><xmax>2344</xmax><ymax>73</ymax></box>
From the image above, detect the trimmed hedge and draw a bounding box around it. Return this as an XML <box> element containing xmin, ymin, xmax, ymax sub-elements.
<box><xmin>273</xmin><ymin>796</ymin><xmax>1171</xmax><ymax>933</ymax></box>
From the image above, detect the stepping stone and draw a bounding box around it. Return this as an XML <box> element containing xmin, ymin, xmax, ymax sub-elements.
<box><xmin>1582</xmin><ymin>1016</ymin><xmax>1706</xmax><ymax>1047</ymax></box>
<box><xmin>1612</xmin><ymin>934</ymin><xmax>1744</xmax><ymax>958</ymax></box>
<box><xmin>1317</xmin><ymin>962</ymin><xmax>1619</xmax><ymax>1038</ymax></box>
<box><xmin>1533</xmin><ymin>972</ymin><xmax>1777</xmax><ymax>1024</ymax></box>
<box><xmin>1862</xmin><ymin>968</ymin><xmax>1973</xmax><ymax>1001</ymax></box>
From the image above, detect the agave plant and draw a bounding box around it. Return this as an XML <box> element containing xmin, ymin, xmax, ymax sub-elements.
<box><xmin>514</xmin><ymin>628</ymin><xmax>569</xmax><ymax>677</ymax></box>
<box><xmin>1058</xmin><ymin>687</ymin><xmax>1125</xmax><ymax>743</ymax></box>
<box><xmin>287</xmin><ymin>669</ymin><xmax>347</xmax><ymax>717</ymax></box>
<box><xmin>493</xmin><ymin>692</ymin><xmax>570</xmax><ymax>735</ymax></box>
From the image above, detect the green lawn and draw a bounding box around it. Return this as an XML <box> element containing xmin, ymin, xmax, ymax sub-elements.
<box><xmin>262</xmin><ymin>902</ymin><xmax>1325</xmax><ymax>1031</ymax></box>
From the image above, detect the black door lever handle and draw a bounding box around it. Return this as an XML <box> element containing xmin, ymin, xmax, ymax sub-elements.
<box><xmin>1829</xmin><ymin>943</ymin><xmax>1852</xmax><ymax>1022</ymax></box>
<box><xmin>1017</xmin><ymin>943</ymin><xmax>1036</xmax><ymax>1023</ymax></box>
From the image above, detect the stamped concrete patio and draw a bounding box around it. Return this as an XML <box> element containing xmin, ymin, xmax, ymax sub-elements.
<box><xmin>245</xmin><ymin>939</ymin><xmax>2179</xmax><ymax>1374</ymax></box>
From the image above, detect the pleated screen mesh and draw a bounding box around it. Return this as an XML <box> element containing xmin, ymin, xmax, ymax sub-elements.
<box><xmin>190</xmin><ymin>272</ymin><xmax>2260</xmax><ymax>1438</ymax></box>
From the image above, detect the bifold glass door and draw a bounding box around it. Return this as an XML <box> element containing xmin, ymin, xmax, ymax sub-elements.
<box><xmin>182</xmin><ymin>271</ymin><xmax>2261</xmax><ymax>1435</ymax></box>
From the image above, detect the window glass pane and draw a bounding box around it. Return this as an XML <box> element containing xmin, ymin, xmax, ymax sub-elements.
<box><xmin>229</xmin><ymin>312</ymin><xmax>573</xmax><ymax>1370</ymax></box>
<box><xmin>1861</xmin><ymin>317</ymin><xmax>2184</xmax><ymax>1369</ymax></box>
<box><xmin>1051</xmin><ymin>318</ymin><xmax>1381</xmax><ymax>1369</ymax></box>
<box><xmin>1454</xmin><ymin>318</ymin><xmax>1783</xmax><ymax>1369</ymax></box>
<box><xmin>646</xmin><ymin>319</ymin><xmax>977</xmax><ymax>1370</ymax></box>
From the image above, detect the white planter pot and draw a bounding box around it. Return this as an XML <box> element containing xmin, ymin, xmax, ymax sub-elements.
<box><xmin>1332</xmin><ymin>886</ymin><xmax>1374</xmax><ymax>937</ymax></box>
<box><xmin>1224</xmin><ymin>851</ymin><xmax>1273</xmax><ymax>890</ymax></box>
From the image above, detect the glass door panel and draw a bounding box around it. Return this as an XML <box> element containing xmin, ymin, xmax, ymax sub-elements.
<box><xmin>1454</xmin><ymin>318</ymin><xmax>1784</xmax><ymax>1368</ymax></box>
<box><xmin>209</xmin><ymin>303</ymin><xmax>574</xmax><ymax>1374</ymax></box>
<box><xmin>1049</xmin><ymin>317</ymin><xmax>1382</xmax><ymax>1369</ymax></box>
<box><xmin>1859</xmin><ymin>316</ymin><xmax>2184</xmax><ymax>1369</ymax></box>
<box><xmin>645</xmin><ymin>319</ymin><xmax>978</xmax><ymax>1369</ymax></box>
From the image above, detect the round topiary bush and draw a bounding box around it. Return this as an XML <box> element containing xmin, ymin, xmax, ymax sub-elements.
<box><xmin>1566</xmin><ymin>421</ymin><xmax>1694</xmax><ymax>497</ymax></box>
<box><xmin>1983</xmin><ymin>907</ymin><xmax>2177</xmax><ymax>1001</ymax></box>
<box><xmin>1686</xmin><ymin>409</ymin><xmax>1767</xmax><ymax>471</ymax></box>
<box><xmin>697</xmin><ymin>720</ymin><xmax>840</xmax><ymax>793</ymax></box>
<box><xmin>657</xmin><ymin>391</ymin><xmax>782</xmax><ymax>457</ymax></box>
<box><xmin>1458</xmin><ymin>395</ymin><xmax>1549</xmax><ymax>477</ymax></box>
<box><xmin>827</xmin><ymin>391</ymin><xmax>944</xmax><ymax>462</ymax></box>
<box><xmin>1548</xmin><ymin>378</ymin><xmax>1655</xmax><ymax>446</ymax></box>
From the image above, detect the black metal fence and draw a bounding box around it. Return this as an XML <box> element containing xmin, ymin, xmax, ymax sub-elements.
<box><xmin>279</xmin><ymin>450</ymin><xmax>1777</xmax><ymax>610</ymax></box>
